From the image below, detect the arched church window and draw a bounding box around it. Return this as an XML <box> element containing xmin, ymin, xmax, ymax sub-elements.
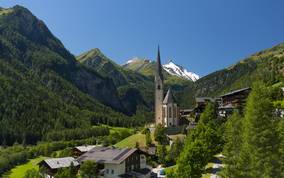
<box><xmin>169</xmin><ymin>106</ymin><xmax>172</xmax><ymax>118</ymax></box>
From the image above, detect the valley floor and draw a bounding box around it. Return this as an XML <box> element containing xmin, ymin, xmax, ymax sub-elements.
<box><xmin>3</xmin><ymin>157</ymin><xmax>46</xmax><ymax>178</ymax></box>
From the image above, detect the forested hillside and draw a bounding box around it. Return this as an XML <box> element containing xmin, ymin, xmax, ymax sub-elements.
<box><xmin>177</xmin><ymin>43</ymin><xmax>284</xmax><ymax>107</ymax></box>
<box><xmin>0</xmin><ymin>5</ymin><xmax>144</xmax><ymax>146</ymax></box>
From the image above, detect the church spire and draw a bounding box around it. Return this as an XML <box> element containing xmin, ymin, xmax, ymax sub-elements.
<box><xmin>156</xmin><ymin>46</ymin><xmax>163</xmax><ymax>81</ymax></box>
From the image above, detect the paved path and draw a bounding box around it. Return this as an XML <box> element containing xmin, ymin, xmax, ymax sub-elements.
<box><xmin>211</xmin><ymin>154</ymin><xmax>224</xmax><ymax>178</ymax></box>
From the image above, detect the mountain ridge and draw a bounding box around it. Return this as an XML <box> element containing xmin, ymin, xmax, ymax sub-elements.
<box><xmin>123</xmin><ymin>57</ymin><xmax>199</xmax><ymax>81</ymax></box>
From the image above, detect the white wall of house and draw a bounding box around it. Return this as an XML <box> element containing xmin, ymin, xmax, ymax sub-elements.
<box><xmin>104</xmin><ymin>161</ymin><xmax>125</xmax><ymax>178</ymax></box>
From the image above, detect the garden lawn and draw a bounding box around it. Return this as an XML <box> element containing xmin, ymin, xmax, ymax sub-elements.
<box><xmin>7</xmin><ymin>156</ymin><xmax>46</xmax><ymax>178</ymax></box>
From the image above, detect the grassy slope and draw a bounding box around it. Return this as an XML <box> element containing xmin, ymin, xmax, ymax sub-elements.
<box><xmin>115</xmin><ymin>133</ymin><xmax>148</xmax><ymax>148</ymax></box>
<box><xmin>115</xmin><ymin>132</ymin><xmax>184</xmax><ymax>148</ymax></box>
<box><xmin>5</xmin><ymin>156</ymin><xmax>46</xmax><ymax>178</ymax></box>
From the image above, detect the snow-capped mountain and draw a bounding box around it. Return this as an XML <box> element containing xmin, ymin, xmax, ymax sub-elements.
<box><xmin>163</xmin><ymin>61</ymin><xmax>200</xmax><ymax>81</ymax></box>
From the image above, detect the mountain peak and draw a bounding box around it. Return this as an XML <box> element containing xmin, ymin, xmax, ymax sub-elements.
<box><xmin>163</xmin><ymin>61</ymin><xmax>199</xmax><ymax>81</ymax></box>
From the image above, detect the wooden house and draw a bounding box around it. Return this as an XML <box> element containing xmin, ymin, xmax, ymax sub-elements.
<box><xmin>38</xmin><ymin>157</ymin><xmax>79</xmax><ymax>178</ymax></box>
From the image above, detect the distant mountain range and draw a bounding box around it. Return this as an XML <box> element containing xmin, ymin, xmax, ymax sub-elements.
<box><xmin>0</xmin><ymin>5</ymin><xmax>283</xmax><ymax>145</ymax></box>
<box><xmin>124</xmin><ymin>58</ymin><xmax>199</xmax><ymax>82</ymax></box>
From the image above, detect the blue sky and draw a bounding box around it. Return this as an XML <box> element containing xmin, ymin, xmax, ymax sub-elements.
<box><xmin>1</xmin><ymin>0</ymin><xmax>284</xmax><ymax>76</ymax></box>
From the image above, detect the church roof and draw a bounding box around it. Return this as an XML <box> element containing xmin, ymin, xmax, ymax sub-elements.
<box><xmin>163</xmin><ymin>88</ymin><xmax>175</xmax><ymax>104</ymax></box>
<box><xmin>156</xmin><ymin>46</ymin><xmax>164</xmax><ymax>81</ymax></box>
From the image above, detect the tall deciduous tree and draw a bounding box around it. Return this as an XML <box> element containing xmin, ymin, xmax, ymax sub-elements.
<box><xmin>80</xmin><ymin>160</ymin><xmax>97</xmax><ymax>178</ymax></box>
<box><xmin>157</xmin><ymin>144</ymin><xmax>167</xmax><ymax>165</ymax></box>
<box><xmin>154</xmin><ymin>124</ymin><xmax>167</xmax><ymax>145</ymax></box>
<box><xmin>167</xmin><ymin>138</ymin><xmax>183</xmax><ymax>163</ymax></box>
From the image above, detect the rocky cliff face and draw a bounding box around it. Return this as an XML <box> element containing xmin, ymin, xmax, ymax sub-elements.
<box><xmin>77</xmin><ymin>49</ymin><xmax>153</xmax><ymax>115</ymax></box>
<box><xmin>77</xmin><ymin>48</ymin><xmax>128</xmax><ymax>86</ymax></box>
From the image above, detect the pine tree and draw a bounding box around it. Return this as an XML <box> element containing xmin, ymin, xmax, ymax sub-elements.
<box><xmin>277</xmin><ymin>119</ymin><xmax>284</xmax><ymax>177</ymax></box>
<box><xmin>221</xmin><ymin>112</ymin><xmax>243</xmax><ymax>178</ymax></box>
<box><xmin>238</xmin><ymin>82</ymin><xmax>279</xmax><ymax>177</ymax></box>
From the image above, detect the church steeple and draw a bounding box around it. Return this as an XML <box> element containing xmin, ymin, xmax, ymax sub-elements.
<box><xmin>156</xmin><ymin>46</ymin><xmax>163</xmax><ymax>81</ymax></box>
<box><xmin>155</xmin><ymin>46</ymin><xmax>164</xmax><ymax>126</ymax></box>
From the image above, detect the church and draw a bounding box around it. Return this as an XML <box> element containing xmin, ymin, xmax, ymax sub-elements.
<box><xmin>155</xmin><ymin>48</ymin><xmax>180</xmax><ymax>127</ymax></box>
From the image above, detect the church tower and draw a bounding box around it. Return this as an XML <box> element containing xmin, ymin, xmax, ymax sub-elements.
<box><xmin>155</xmin><ymin>46</ymin><xmax>164</xmax><ymax>126</ymax></box>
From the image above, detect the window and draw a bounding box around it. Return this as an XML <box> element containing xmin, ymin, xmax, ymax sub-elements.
<box><xmin>111</xmin><ymin>170</ymin><xmax>114</xmax><ymax>174</ymax></box>
<box><xmin>173</xmin><ymin>106</ymin><xmax>176</xmax><ymax>118</ymax></box>
<box><xmin>169</xmin><ymin>106</ymin><xmax>172</xmax><ymax>118</ymax></box>
<box><xmin>106</xmin><ymin>169</ymin><xmax>109</xmax><ymax>174</ymax></box>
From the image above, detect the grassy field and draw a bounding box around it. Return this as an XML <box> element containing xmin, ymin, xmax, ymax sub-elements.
<box><xmin>6</xmin><ymin>156</ymin><xmax>46</xmax><ymax>178</ymax></box>
<box><xmin>115</xmin><ymin>131</ymin><xmax>185</xmax><ymax>148</ymax></box>
<box><xmin>115</xmin><ymin>133</ymin><xmax>148</xmax><ymax>148</ymax></box>
<box><xmin>93</xmin><ymin>125</ymin><xmax>134</xmax><ymax>134</ymax></box>
<box><xmin>108</xmin><ymin>126</ymin><xmax>134</xmax><ymax>134</ymax></box>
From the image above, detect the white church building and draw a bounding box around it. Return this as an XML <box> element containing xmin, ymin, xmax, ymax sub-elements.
<box><xmin>155</xmin><ymin>47</ymin><xmax>179</xmax><ymax>127</ymax></box>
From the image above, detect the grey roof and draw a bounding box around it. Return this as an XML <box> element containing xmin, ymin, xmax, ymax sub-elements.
<box><xmin>139</xmin><ymin>147</ymin><xmax>156</xmax><ymax>155</ymax></box>
<box><xmin>42</xmin><ymin>157</ymin><xmax>79</xmax><ymax>169</ymax></box>
<box><xmin>75</xmin><ymin>145</ymin><xmax>97</xmax><ymax>152</ymax></box>
<box><xmin>220</xmin><ymin>87</ymin><xmax>251</xmax><ymax>97</ymax></box>
<box><xmin>163</xmin><ymin>88</ymin><xmax>175</xmax><ymax>104</ymax></box>
<box><xmin>77</xmin><ymin>147</ymin><xmax>137</xmax><ymax>164</ymax></box>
